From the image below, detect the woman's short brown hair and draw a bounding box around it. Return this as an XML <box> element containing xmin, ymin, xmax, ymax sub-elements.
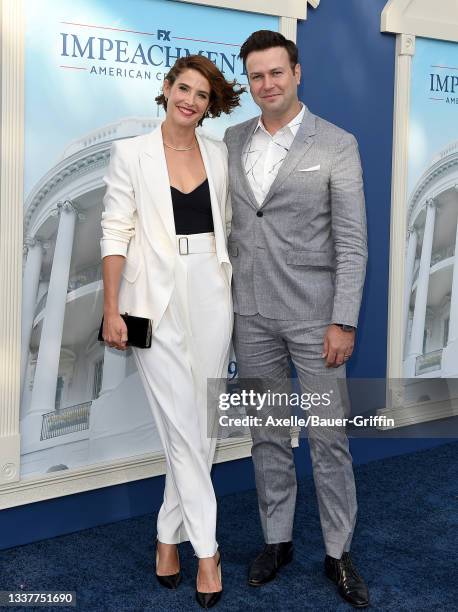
<box><xmin>155</xmin><ymin>55</ymin><xmax>245</xmax><ymax>126</ymax></box>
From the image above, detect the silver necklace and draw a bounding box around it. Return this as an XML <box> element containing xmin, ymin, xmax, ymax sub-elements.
<box><xmin>163</xmin><ymin>141</ymin><xmax>196</xmax><ymax>151</ymax></box>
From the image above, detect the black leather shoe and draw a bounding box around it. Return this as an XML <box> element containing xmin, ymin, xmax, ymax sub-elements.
<box><xmin>195</xmin><ymin>551</ymin><xmax>222</xmax><ymax>609</ymax></box>
<box><xmin>248</xmin><ymin>542</ymin><xmax>293</xmax><ymax>586</ymax></box>
<box><xmin>325</xmin><ymin>552</ymin><xmax>369</xmax><ymax>608</ymax></box>
<box><xmin>155</xmin><ymin>542</ymin><xmax>181</xmax><ymax>590</ymax></box>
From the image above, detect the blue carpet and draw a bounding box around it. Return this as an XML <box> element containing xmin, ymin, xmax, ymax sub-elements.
<box><xmin>1</xmin><ymin>442</ymin><xmax>457</xmax><ymax>611</ymax></box>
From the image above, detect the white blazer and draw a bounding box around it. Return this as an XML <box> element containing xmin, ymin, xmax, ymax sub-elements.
<box><xmin>100</xmin><ymin>123</ymin><xmax>232</xmax><ymax>332</ymax></box>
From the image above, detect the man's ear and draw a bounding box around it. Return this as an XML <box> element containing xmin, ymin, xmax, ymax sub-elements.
<box><xmin>294</xmin><ymin>63</ymin><xmax>301</xmax><ymax>85</ymax></box>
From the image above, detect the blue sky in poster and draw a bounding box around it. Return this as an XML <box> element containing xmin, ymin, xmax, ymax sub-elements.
<box><xmin>408</xmin><ymin>37</ymin><xmax>458</xmax><ymax>195</ymax></box>
<box><xmin>24</xmin><ymin>0</ymin><xmax>277</xmax><ymax>198</ymax></box>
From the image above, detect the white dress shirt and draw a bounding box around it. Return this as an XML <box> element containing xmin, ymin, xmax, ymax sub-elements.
<box><xmin>243</xmin><ymin>104</ymin><xmax>305</xmax><ymax>206</ymax></box>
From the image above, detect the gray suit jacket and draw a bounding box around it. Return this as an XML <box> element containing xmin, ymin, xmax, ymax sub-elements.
<box><xmin>223</xmin><ymin>105</ymin><xmax>367</xmax><ymax>328</ymax></box>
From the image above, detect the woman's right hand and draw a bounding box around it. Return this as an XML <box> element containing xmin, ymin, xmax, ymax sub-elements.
<box><xmin>103</xmin><ymin>313</ymin><xmax>128</xmax><ymax>350</ymax></box>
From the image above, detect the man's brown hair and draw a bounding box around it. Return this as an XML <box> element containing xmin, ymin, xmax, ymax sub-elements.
<box><xmin>239</xmin><ymin>30</ymin><xmax>299</xmax><ymax>71</ymax></box>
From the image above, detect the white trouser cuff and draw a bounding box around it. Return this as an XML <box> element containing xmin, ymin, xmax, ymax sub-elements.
<box><xmin>194</xmin><ymin>543</ymin><xmax>219</xmax><ymax>559</ymax></box>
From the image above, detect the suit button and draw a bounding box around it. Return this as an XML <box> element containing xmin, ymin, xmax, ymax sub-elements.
<box><xmin>256</xmin><ymin>211</ymin><xmax>263</xmax><ymax>217</ymax></box>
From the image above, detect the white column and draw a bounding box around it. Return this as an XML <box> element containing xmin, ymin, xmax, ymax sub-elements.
<box><xmin>406</xmin><ymin>200</ymin><xmax>436</xmax><ymax>375</ymax></box>
<box><xmin>20</xmin><ymin>237</ymin><xmax>44</xmax><ymax>399</ymax></box>
<box><xmin>403</xmin><ymin>226</ymin><xmax>417</xmax><ymax>351</ymax></box>
<box><xmin>0</xmin><ymin>0</ymin><xmax>25</xmax><ymax>484</ymax></box>
<box><xmin>100</xmin><ymin>346</ymin><xmax>127</xmax><ymax>395</ymax></box>
<box><xmin>386</xmin><ymin>34</ymin><xmax>416</xmax><ymax>380</ymax></box>
<box><xmin>29</xmin><ymin>201</ymin><xmax>78</xmax><ymax>416</ymax></box>
<box><xmin>442</xmin><ymin>190</ymin><xmax>458</xmax><ymax>376</ymax></box>
<box><xmin>447</xmin><ymin>207</ymin><xmax>458</xmax><ymax>343</ymax></box>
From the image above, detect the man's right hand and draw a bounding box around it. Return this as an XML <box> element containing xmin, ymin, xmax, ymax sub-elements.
<box><xmin>102</xmin><ymin>313</ymin><xmax>128</xmax><ymax>350</ymax></box>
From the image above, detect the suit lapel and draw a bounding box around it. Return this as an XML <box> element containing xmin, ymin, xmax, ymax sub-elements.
<box><xmin>138</xmin><ymin>126</ymin><xmax>230</xmax><ymax>265</ymax></box>
<box><xmin>196</xmin><ymin>132</ymin><xmax>230</xmax><ymax>264</ymax></box>
<box><xmin>235</xmin><ymin>117</ymin><xmax>259</xmax><ymax>210</ymax></box>
<box><xmin>260</xmin><ymin>107</ymin><xmax>317</xmax><ymax>209</ymax></box>
<box><xmin>139</xmin><ymin>125</ymin><xmax>176</xmax><ymax>248</ymax></box>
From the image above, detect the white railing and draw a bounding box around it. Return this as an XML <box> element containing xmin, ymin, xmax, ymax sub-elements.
<box><xmin>412</xmin><ymin>245</ymin><xmax>455</xmax><ymax>286</ymax></box>
<box><xmin>35</xmin><ymin>263</ymin><xmax>102</xmax><ymax>316</ymax></box>
<box><xmin>40</xmin><ymin>401</ymin><xmax>91</xmax><ymax>440</ymax></box>
<box><xmin>415</xmin><ymin>349</ymin><xmax>443</xmax><ymax>375</ymax></box>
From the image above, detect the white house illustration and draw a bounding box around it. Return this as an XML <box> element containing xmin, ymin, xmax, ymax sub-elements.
<box><xmin>403</xmin><ymin>141</ymin><xmax>458</xmax><ymax>378</ymax></box>
<box><xmin>20</xmin><ymin>118</ymin><xmax>166</xmax><ymax>478</ymax></box>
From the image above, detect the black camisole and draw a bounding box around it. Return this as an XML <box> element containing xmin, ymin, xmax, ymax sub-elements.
<box><xmin>170</xmin><ymin>179</ymin><xmax>214</xmax><ymax>235</ymax></box>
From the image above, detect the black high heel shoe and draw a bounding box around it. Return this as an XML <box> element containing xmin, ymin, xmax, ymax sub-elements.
<box><xmin>155</xmin><ymin>541</ymin><xmax>181</xmax><ymax>589</ymax></box>
<box><xmin>195</xmin><ymin>551</ymin><xmax>222</xmax><ymax>609</ymax></box>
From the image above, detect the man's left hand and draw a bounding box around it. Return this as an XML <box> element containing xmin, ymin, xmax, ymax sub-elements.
<box><xmin>322</xmin><ymin>324</ymin><xmax>355</xmax><ymax>368</ymax></box>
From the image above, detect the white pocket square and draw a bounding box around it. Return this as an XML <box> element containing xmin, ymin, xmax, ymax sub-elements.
<box><xmin>298</xmin><ymin>164</ymin><xmax>321</xmax><ymax>172</ymax></box>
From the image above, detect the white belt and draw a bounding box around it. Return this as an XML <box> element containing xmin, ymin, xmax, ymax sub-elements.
<box><xmin>176</xmin><ymin>233</ymin><xmax>216</xmax><ymax>255</ymax></box>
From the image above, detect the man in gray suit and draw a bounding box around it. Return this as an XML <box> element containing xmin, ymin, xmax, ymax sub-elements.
<box><xmin>224</xmin><ymin>31</ymin><xmax>369</xmax><ymax>607</ymax></box>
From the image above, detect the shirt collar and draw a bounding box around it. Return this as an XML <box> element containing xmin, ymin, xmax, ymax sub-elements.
<box><xmin>253</xmin><ymin>103</ymin><xmax>305</xmax><ymax>139</ymax></box>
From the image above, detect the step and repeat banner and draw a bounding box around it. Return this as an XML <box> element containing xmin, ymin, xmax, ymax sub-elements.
<box><xmin>21</xmin><ymin>0</ymin><xmax>277</xmax><ymax>478</ymax></box>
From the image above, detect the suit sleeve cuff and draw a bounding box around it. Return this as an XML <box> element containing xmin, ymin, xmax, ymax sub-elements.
<box><xmin>100</xmin><ymin>239</ymin><xmax>128</xmax><ymax>258</ymax></box>
<box><xmin>331</xmin><ymin>308</ymin><xmax>359</xmax><ymax>329</ymax></box>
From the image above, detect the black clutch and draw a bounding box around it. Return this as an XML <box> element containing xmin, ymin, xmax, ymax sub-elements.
<box><xmin>98</xmin><ymin>313</ymin><xmax>153</xmax><ymax>349</ymax></box>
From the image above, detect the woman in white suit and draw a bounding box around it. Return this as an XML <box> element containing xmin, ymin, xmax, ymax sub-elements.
<box><xmin>100</xmin><ymin>55</ymin><xmax>242</xmax><ymax>608</ymax></box>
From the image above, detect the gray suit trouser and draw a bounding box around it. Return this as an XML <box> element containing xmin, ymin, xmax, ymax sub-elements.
<box><xmin>233</xmin><ymin>313</ymin><xmax>357</xmax><ymax>559</ymax></box>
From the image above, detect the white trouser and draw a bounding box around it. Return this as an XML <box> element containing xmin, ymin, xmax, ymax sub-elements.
<box><xmin>133</xmin><ymin>233</ymin><xmax>232</xmax><ymax>558</ymax></box>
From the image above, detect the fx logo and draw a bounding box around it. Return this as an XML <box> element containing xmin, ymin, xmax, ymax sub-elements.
<box><xmin>157</xmin><ymin>29</ymin><xmax>171</xmax><ymax>41</ymax></box>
